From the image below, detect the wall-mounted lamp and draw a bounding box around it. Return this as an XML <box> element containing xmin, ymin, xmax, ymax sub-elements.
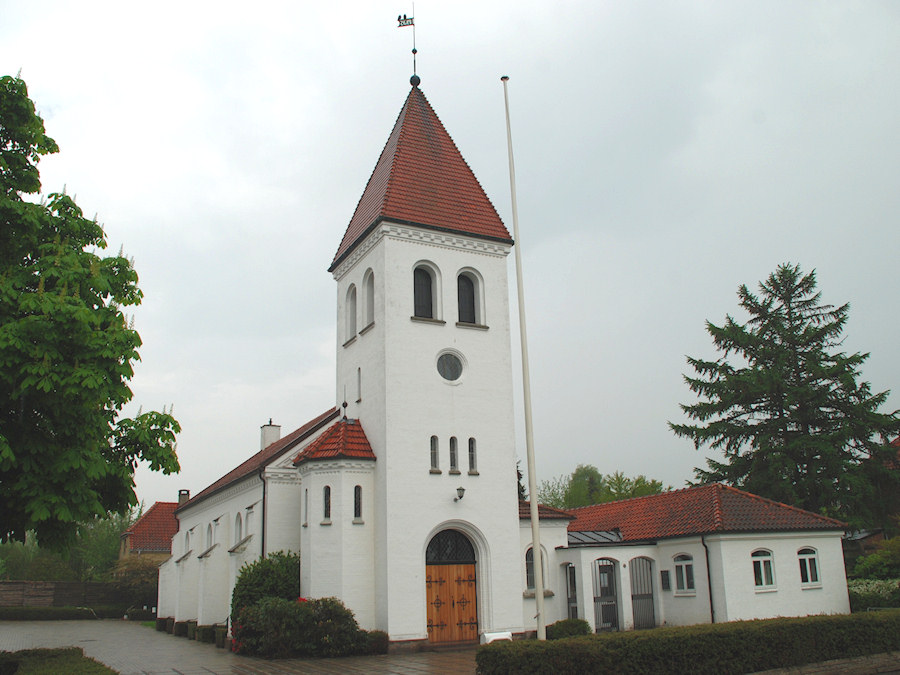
<box><xmin>454</xmin><ymin>486</ymin><xmax>466</xmax><ymax>502</ymax></box>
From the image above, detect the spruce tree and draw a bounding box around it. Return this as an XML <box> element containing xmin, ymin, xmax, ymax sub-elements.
<box><xmin>670</xmin><ymin>263</ymin><xmax>900</xmax><ymax>530</ymax></box>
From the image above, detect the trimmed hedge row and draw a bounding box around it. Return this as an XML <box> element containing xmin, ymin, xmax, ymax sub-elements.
<box><xmin>0</xmin><ymin>647</ymin><xmax>116</xmax><ymax>675</ymax></box>
<box><xmin>476</xmin><ymin>610</ymin><xmax>900</xmax><ymax>675</ymax></box>
<box><xmin>0</xmin><ymin>605</ymin><xmax>129</xmax><ymax>621</ymax></box>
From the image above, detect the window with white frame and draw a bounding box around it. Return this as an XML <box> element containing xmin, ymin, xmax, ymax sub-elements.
<box><xmin>674</xmin><ymin>554</ymin><xmax>695</xmax><ymax>593</ymax></box>
<box><xmin>354</xmin><ymin>485</ymin><xmax>363</xmax><ymax>521</ymax></box>
<box><xmin>798</xmin><ymin>548</ymin><xmax>820</xmax><ymax>586</ymax></box>
<box><xmin>414</xmin><ymin>266</ymin><xmax>434</xmax><ymax>319</ymax></box>
<box><xmin>525</xmin><ymin>548</ymin><xmax>536</xmax><ymax>590</ymax></box>
<box><xmin>752</xmin><ymin>549</ymin><xmax>775</xmax><ymax>589</ymax></box>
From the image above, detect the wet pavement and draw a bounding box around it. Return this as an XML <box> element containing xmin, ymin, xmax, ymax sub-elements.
<box><xmin>0</xmin><ymin>620</ymin><xmax>477</xmax><ymax>674</ymax></box>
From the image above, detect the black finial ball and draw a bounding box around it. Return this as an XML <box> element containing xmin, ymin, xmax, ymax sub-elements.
<box><xmin>410</xmin><ymin>74</ymin><xmax>421</xmax><ymax>87</ymax></box>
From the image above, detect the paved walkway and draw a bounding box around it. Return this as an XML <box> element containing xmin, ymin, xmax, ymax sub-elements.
<box><xmin>0</xmin><ymin>620</ymin><xmax>477</xmax><ymax>674</ymax></box>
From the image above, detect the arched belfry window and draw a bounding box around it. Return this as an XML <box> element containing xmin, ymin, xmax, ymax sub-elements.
<box><xmin>363</xmin><ymin>270</ymin><xmax>375</xmax><ymax>327</ymax></box>
<box><xmin>346</xmin><ymin>285</ymin><xmax>357</xmax><ymax>340</ymax></box>
<box><xmin>414</xmin><ymin>267</ymin><xmax>434</xmax><ymax>319</ymax></box>
<box><xmin>458</xmin><ymin>274</ymin><xmax>476</xmax><ymax>324</ymax></box>
<box><xmin>426</xmin><ymin>529</ymin><xmax>476</xmax><ymax>564</ymax></box>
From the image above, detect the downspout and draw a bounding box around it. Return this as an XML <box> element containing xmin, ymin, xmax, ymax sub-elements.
<box><xmin>259</xmin><ymin>468</ymin><xmax>267</xmax><ymax>558</ymax></box>
<box><xmin>701</xmin><ymin>536</ymin><xmax>715</xmax><ymax>623</ymax></box>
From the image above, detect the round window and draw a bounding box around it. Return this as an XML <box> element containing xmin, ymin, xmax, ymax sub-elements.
<box><xmin>437</xmin><ymin>353</ymin><xmax>464</xmax><ymax>381</ymax></box>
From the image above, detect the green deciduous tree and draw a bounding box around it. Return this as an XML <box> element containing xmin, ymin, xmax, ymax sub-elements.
<box><xmin>538</xmin><ymin>464</ymin><xmax>667</xmax><ymax>509</ymax></box>
<box><xmin>670</xmin><ymin>263</ymin><xmax>900</xmax><ymax>529</ymax></box>
<box><xmin>0</xmin><ymin>75</ymin><xmax>180</xmax><ymax>549</ymax></box>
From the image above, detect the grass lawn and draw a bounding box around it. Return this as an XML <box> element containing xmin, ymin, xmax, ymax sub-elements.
<box><xmin>0</xmin><ymin>647</ymin><xmax>115</xmax><ymax>674</ymax></box>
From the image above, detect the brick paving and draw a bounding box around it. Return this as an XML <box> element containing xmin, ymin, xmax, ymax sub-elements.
<box><xmin>0</xmin><ymin>620</ymin><xmax>477</xmax><ymax>674</ymax></box>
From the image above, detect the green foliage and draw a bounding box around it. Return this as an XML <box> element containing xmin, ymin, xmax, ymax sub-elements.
<box><xmin>173</xmin><ymin>621</ymin><xmax>188</xmax><ymax>637</ymax></box>
<box><xmin>0</xmin><ymin>648</ymin><xmax>115</xmax><ymax>675</ymax></box>
<box><xmin>847</xmin><ymin>578</ymin><xmax>900</xmax><ymax>611</ymax></box>
<box><xmin>0</xmin><ymin>509</ymin><xmax>138</xmax><ymax>581</ymax></box>
<box><xmin>0</xmin><ymin>605</ymin><xmax>128</xmax><ymax>620</ymax></box>
<box><xmin>230</xmin><ymin>551</ymin><xmax>300</xmax><ymax>620</ymax></box>
<box><xmin>231</xmin><ymin>596</ymin><xmax>367</xmax><ymax>658</ymax></box>
<box><xmin>0</xmin><ymin>76</ymin><xmax>181</xmax><ymax>550</ymax></box>
<box><xmin>197</xmin><ymin>625</ymin><xmax>216</xmax><ymax>643</ymax></box>
<box><xmin>670</xmin><ymin>264</ymin><xmax>900</xmax><ymax>529</ymax></box>
<box><xmin>538</xmin><ymin>465</ymin><xmax>668</xmax><ymax>509</ymax></box>
<box><xmin>853</xmin><ymin>537</ymin><xmax>900</xmax><ymax>579</ymax></box>
<box><xmin>364</xmin><ymin>629</ymin><xmax>389</xmax><ymax>655</ymax></box>
<box><xmin>546</xmin><ymin>618</ymin><xmax>591</xmax><ymax>640</ymax></box>
<box><xmin>111</xmin><ymin>553</ymin><xmax>160</xmax><ymax>609</ymax></box>
<box><xmin>476</xmin><ymin>610</ymin><xmax>900</xmax><ymax>675</ymax></box>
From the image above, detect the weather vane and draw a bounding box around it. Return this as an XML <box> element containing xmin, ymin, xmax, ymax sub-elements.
<box><xmin>397</xmin><ymin>6</ymin><xmax>417</xmax><ymax>79</ymax></box>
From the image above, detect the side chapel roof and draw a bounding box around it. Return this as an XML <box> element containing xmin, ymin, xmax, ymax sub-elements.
<box><xmin>122</xmin><ymin>501</ymin><xmax>178</xmax><ymax>552</ymax></box>
<box><xmin>567</xmin><ymin>483</ymin><xmax>846</xmax><ymax>542</ymax></box>
<box><xmin>329</xmin><ymin>81</ymin><xmax>511</xmax><ymax>271</ymax></box>
<box><xmin>293</xmin><ymin>418</ymin><xmax>376</xmax><ymax>464</ymax></box>
<box><xmin>177</xmin><ymin>408</ymin><xmax>339</xmax><ymax>513</ymax></box>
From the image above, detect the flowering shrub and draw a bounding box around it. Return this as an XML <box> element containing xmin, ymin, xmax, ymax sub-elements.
<box><xmin>847</xmin><ymin>578</ymin><xmax>900</xmax><ymax>612</ymax></box>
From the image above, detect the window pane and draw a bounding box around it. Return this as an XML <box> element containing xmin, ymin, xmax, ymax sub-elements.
<box><xmin>525</xmin><ymin>549</ymin><xmax>534</xmax><ymax>589</ymax></box>
<box><xmin>414</xmin><ymin>268</ymin><xmax>433</xmax><ymax>318</ymax></box>
<box><xmin>685</xmin><ymin>564</ymin><xmax>695</xmax><ymax>590</ymax></box>
<box><xmin>354</xmin><ymin>485</ymin><xmax>362</xmax><ymax>519</ymax></box>
<box><xmin>430</xmin><ymin>436</ymin><xmax>439</xmax><ymax>469</ymax></box>
<box><xmin>753</xmin><ymin>560</ymin><xmax>763</xmax><ymax>586</ymax></box>
<box><xmin>324</xmin><ymin>486</ymin><xmax>331</xmax><ymax>519</ymax></box>
<box><xmin>809</xmin><ymin>558</ymin><xmax>818</xmax><ymax>583</ymax></box>
<box><xmin>675</xmin><ymin>566</ymin><xmax>685</xmax><ymax>591</ymax></box>
<box><xmin>450</xmin><ymin>437</ymin><xmax>458</xmax><ymax>470</ymax></box>
<box><xmin>458</xmin><ymin>275</ymin><xmax>475</xmax><ymax>323</ymax></box>
<box><xmin>799</xmin><ymin>559</ymin><xmax>809</xmax><ymax>583</ymax></box>
<box><xmin>763</xmin><ymin>561</ymin><xmax>773</xmax><ymax>586</ymax></box>
<box><xmin>468</xmin><ymin>438</ymin><xmax>476</xmax><ymax>471</ymax></box>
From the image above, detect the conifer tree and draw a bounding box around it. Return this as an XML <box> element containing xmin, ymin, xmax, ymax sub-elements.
<box><xmin>670</xmin><ymin>263</ymin><xmax>900</xmax><ymax>529</ymax></box>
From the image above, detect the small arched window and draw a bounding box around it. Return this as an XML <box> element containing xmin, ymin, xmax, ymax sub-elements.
<box><xmin>798</xmin><ymin>548</ymin><xmax>820</xmax><ymax>585</ymax></box>
<box><xmin>449</xmin><ymin>436</ymin><xmax>459</xmax><ymax>472</ymax></box>
<box><xmin>323</xmin><ymin>486</ymin><xmax>332</xmax><ymax>521</ymax></box>
<box><xmin>458</xmin><ymin>274</ymin><xmax>476</xmax><ymax>324</ymax></box>
<box><xmin>414</xmin><ymin>267</ymin><xmax>434</xmax><ymax>318</ymax></box>
<box><xmin>206</xmin><ymin>524</ymin><xmax>213</xmax><ymax>548</ymax></box>
<box><xmin>354</xmin><ymin>485</ymin><xmax>362</xmax><ymax>520</ymax></box>
<box><xmin>752</xmin><ymin>549</ymin><xmax>775</xmax><ymax>589</ymax></box>
<box><xmin>234</xmin><ymin>513</ymin><xmax>243</xmax><ymax>544</ymax></box>
<box><xmin>468</xmin><ymin>437</ymin><xmax>477</xmax><ymax>473</ymax></box>
<box><xmin>430</xmin><ymin>435</ymin><xmax>439</xmax><ymax>471</ymax></box>
<box><xmin>363</xmin><ymin>270</ymin><xmax>375</xmax><ymax>327</ymax></box>
<box><xmin>674</xmin><ymin>554</ymin><xmax>694</xmax><ymax>593</ymax></box>
<box><xmin>525</xmin><ymin>548</ymin><xmax>546</xmax><ymax>590</ymax></box>
<box><xmin>346</xmin><ymin>285</ymin><xmax>357</xmax><ymax>340</ymax></box>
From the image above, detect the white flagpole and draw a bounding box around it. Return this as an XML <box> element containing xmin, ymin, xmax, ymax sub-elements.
<box><xmin>501</xmin><ymin>75</ymin><xmax>545</xmax><ymax>641</ymax></box>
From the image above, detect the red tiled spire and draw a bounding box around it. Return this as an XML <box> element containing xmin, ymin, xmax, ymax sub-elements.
<box><xmin>293</xmin><ymin>418</ymin><xmax>376</xmax><ymax>464</ymax></box>
<box><xmin>566</xmin><ymin>483</ymin><xmax>846</xmax><ymax>541</ymax></box>
<box><xmin>329</xmin><ymin>83</ymin><xmax>511</xmax><ymax>271</ymax></box>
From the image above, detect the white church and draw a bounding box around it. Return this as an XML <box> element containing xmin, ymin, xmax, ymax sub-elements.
<box><xmin>157</xmin><ymin>76</ymin><xmax>850</xmax><ymax>646</ymax></box>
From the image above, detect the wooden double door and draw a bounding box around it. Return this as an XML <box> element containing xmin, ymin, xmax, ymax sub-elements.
<box><xmin>426</xmin><ymin>563</ymin><xmax>478</xmax><ymax>643</ymax></box>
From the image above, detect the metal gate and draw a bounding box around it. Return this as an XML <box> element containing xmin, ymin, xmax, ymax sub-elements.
<box><xmin>592</xmin><ymin>558</ymin><xmax>619</xmax><ymax>631</ymax></box>
<box><xmin>630</xmin><ymin>556</ymin><xmax>655</xmax><ymax>629</ymax></box>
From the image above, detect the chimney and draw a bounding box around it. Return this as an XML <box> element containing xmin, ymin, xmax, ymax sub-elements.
<box><xmin>261</xmin><ymin>419</ymin><xmax>281</xmax><ymax>450</ymax></box>
<box><xmin>178</xmin><ymin>489</ymin><xmax>190</xmax><ymax>505</ymax></box>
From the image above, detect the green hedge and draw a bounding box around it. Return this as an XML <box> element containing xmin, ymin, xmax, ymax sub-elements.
<box><xmin>546</xmin><ymin>618</ymin><xmax>591</xmax><ymax>640</ymax></box>
<box><xmin>197</xmin><ymin>625</ymin><xmax>216</xmax><ymax>643</ymax></box>
<box><xmin>848</xmin><ymin>578</ymin><xmax>900</xmax><ymax>612</ymax></box>
<box><xmin>476</xmin><ymin>611</ymin><xmax>900</xmax><ymax>675</ymax></box>
<box><xmin>0</xmin><ymin>605</ymin><xmax>129</xmax><ymax>621</ymax></box>
<box><xmin>0</xmin><ymin>647</ymin><xmax>116</xmax><ymax>675</ymax></box>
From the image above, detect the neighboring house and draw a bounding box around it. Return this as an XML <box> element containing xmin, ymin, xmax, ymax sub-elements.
<box><xmin>157</xmin><ymin>76</ymin><xmax>851</xmax><ymax>644</ymax></box>
<box><xmin>120</xmin><ymin>501</ymin><xmax>179</xmax><ymax>564</ymax></box>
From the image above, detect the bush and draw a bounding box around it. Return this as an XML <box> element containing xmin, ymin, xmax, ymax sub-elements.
<box><xmin>125</xmin><ymin>608</ymin><xmax>155</xmax><ymax>621</ymax></box>
<box><xmin>231</xmin><ymin>596</ymin><xmax>368</xmax><ymax>658</ymax></box>
<box><xmin>476</xmin><ymin>610</ymin><xmax>900</xmax><ymax>675</ymax></box>
<box><xmin>0</xmin><ymin>647</ymin><xmax>115</xmax><ymax>675</ymax></box>
<box><xmin>854</xmin><ymin>538</ymin><xmax>900</xmax><ymax>579</ymax></box>
<box><xmin>155</xmin><ymin>617</ymin><xmax>167</xmax><ymax>632</ymax></box>
<box><xmin>215</xmin><ymin>626</ymin><xmax>227</xmax><ymax>649</ymax></box>
<box><xmin>165</xmin><ymin>617</ymin><xmax>174</xmax><ymax>634</ymax></box>
<box><xmin>230</xmin><ymin>551</ymin><xmax>300</xmax><ymax>621</ymax></box>
<box><xmin>848</xmin><ymin>578</ymin><xmax>900</xmax><ymax>611</ymax></box>
<box><xmin>546</xmin><ymin>618</ymin><xmax>591</xmax><ymax>640</ymax></box>
<box><xmin>187</xmin><ymin>620</ymin><xmax>197</xmax><ymax>640</ymax></box>
<box><xmin>173</xmin><ymin>621</ymin><xmax>188</xmax><ymax>637</ymax></box>
<box><xmin>365</xmin><ymin>630</ymin><xmax>390</xmax><ymax>655</ymax></box>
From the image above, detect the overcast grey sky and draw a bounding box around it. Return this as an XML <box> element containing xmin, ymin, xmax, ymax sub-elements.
<box><xmin>3</xmin><ymin>1</ymin><xmax>898</xmax><ymax>508</ymax></box>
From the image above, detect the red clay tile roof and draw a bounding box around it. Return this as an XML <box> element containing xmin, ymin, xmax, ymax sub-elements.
<box><xmin>329</xmin><ymin>84</ymin><xmax>511</xmax><ymax>271</ymax></box>
<box><xmin>567</xmin><ymin>484</ymin><xmax>846</xmax><ymax>542</ymax></box>
<box><xmin>519</xmin><ymin>501</ymin><xmax>574</xmax><ymax>521</ymax></box>
<box><xmin>292</xmin><ymin>418</ymin><xmax>375</xmax><ymax>464</ymax></box>
<box><xmin>123</xmin><ymin>501</ymin><xmax>178</xmax><ymax>552</ymax></box>
<box><xmin>177</xmin><ymin>408</ymin><xmax>339</xmax><ymax>513</ymax></box>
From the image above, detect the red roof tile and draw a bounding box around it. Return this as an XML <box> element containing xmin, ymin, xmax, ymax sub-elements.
<box><xmin>519</xmin><ymin>501</ymin><xmax>574</xmax><ymax>521</ymax></box>
<box><xmin>293</xmin><ymin>418</ymin><xmax>376</xmax><ymax>464</ymax></box>
<box><xmin>123</xmin><ymin>501</ymin><xmax>178</xmax><ymax>553</ymax></box>
<box><xmin>567</xmin><ymin>484</ymin><xmax>845</xmax><ymax>541</ymax></box>
<box><xmin>329</xmin><ymin>84</ymin><xmax>511</xmax><ymax>271</ymax></box>
<box><xmin>178</xmin><ymin>408</ymin><xmax>339</xmax><ymax>513</ymax></box>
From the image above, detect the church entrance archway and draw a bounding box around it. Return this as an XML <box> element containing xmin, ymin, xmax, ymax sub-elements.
<box><xmin>425</xmin><ymin>529</ymin><xmax>477</xmax><ymax>643</ymax></box>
